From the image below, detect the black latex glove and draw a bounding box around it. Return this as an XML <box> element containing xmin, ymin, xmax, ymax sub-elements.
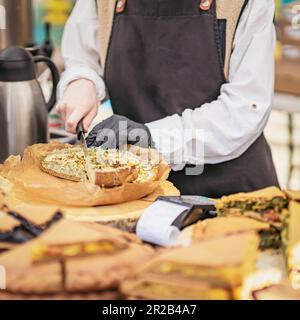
<box><xmin>86</xmin><ymin>115</ymin><xmax>155</xmax><ymax>149</ymax></box>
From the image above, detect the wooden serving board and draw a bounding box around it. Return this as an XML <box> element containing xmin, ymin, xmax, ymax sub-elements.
<box><xmin>64</xmin><ymin>181</ymin><xmax>180</xmax><ymax>231</ymax></box>
<box><xmin>6</xmin><ymin>181</ymin><xmax>180</xmax><ymax>232</ymax></box>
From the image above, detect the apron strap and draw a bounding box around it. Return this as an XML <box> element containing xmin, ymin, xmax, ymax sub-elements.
<box><xmin>97</xmin><ymin>0</ymin><xmax>117</xmax><ymax>69</ymax></box>
<box><xmin>216</xmin><ymin>0</ymin><xmax>248</xmax><ymax>78</ymax></box>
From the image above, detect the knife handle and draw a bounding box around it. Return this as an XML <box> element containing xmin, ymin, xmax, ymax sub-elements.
<box><xmin>76</xmin><ymin>119</ymin><xmax>85</xmax><ymax>140</ymax></box>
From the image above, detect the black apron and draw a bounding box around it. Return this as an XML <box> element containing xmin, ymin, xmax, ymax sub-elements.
<box><xmin>104</xmin><ymin>0</ymin><xmax>279</xmax><ymax>198</ymax></box>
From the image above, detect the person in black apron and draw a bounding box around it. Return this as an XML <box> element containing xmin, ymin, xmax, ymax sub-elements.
<box><xmin>61</xmin><ymin>0</ymin><xmax>279</xmax><ymax>198</ymax></box>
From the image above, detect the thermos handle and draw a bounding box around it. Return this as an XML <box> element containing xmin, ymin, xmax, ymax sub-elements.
<box><xmin>33</xmin><ymin>55</ymin><xmax>60</xmax><ymax>112</ymax></box>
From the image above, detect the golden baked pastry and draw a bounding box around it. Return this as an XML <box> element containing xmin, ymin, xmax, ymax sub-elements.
<box><xmin>121</xmin><ymin>232</ymin><xmax>259</xmax><ymax>300</ymax></box>
<box><xmin>0</xmin><ymin>220</ymin><xmax>155</xmax><ymax>296</ymax></box>
<box><xmin>192</xmin><ymin>217</ymin><xmax>281</xmax><ymax>250</ymax></box>
<box><xmin>41</xmin><ymin>147</ymin><xmax>158</xmax><ymax>187</ymax></box>
<box><xmin>216</xmin><ymin>187</ymin><xmax>288</xmax><ymax>226</ymax></box>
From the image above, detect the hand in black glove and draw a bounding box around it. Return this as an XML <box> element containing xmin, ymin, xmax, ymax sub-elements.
<box><xmin>86</xmin><ymin>115</ymin><xmax>155</xmax><ymax>149</ymax></box>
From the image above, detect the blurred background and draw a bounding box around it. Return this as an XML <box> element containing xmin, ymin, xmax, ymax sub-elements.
<box><xmin>0</xmin><ymin>0</ymin><xmax>299</xmax><ymax>190</ymax></box>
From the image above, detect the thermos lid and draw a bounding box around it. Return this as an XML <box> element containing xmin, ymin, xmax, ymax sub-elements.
<box><xmin>0</xmin><ymin>46</ymin><xmax>36</xmax><ymax>82</ymax></box>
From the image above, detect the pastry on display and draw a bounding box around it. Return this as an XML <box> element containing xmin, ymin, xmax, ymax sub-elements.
<box><xmin>192</xmin><ymin>216</ymin><xmax>281</xmax><ymax>250</ymax></box>
<box><xmin>0</xmin><ymin>220</ymin><xmax>154</xmax><ymax>298</ymax></box>
<box><xmin>0</xmin><ymin>210</ymin><xmax>63</xmax><ymax>252</ymax></box>
<box><xmin>216</xmin><ymin>187</ymin><xmax>288</xmax><ymax>227</ymax></box>
<box><xmin>0</xmin><ymin>196</ymin><xmax>63</xmax><ymax>253</ymax></box>
<box><xmin>0</xmin><ymin>143</ymin><xmax>172</xmax><ymax>207</ymax></box>
<box><xmin>41</xmin><ymin>147</ymin><xmax>158</xmax><ymax>187</ymax></box>
<box><xmin>121</xmin><ymin>232</ymin><xmax>259</xmax><ymax>300</ymax></box>
<box><xmin>0</xmin><ymin>192</ymin><xmax>48</xmax><ymax>251</ymax></box>
<box><xmin>282</xmin><ymin>201</ymin><xmax>300</xmax><ymax>288</ymax></box>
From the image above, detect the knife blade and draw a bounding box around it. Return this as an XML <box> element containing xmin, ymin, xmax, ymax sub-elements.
<box><xmin>76</xmin><ymin>120</ymin><xmax>91</xmax><ymax>182</ymax></box>
<box><xmin>76</xmin><ymin>120</ymin><xmax>88</xmax><ymax>156</ymax></box>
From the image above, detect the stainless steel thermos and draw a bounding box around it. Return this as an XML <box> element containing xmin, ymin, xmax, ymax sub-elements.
<box><xmin>0</xmin><ymin>46</ymin><xmax>59</xmax><ymax>162</ymax></box>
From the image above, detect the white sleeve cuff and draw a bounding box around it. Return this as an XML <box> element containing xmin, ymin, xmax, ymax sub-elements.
<box><xmin>146</xmin><ymin>115</ymin><xmax>188</xmax><ymax>171</ymax></box>
<box><xmin>57</xmin><ymin>66</ymin><xmax>106</xmax><ymax>101</ymax></box>
<box><xmin>146</xmin><ymin>114</ymin><xmax>209</xmax><ymax>170</ymax></box>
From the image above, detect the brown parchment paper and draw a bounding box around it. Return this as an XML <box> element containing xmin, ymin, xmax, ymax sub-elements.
<box><xmin>0</xmin><ymin>142</ymin><xmax>172</xmax><ymax>207</ymax></box>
